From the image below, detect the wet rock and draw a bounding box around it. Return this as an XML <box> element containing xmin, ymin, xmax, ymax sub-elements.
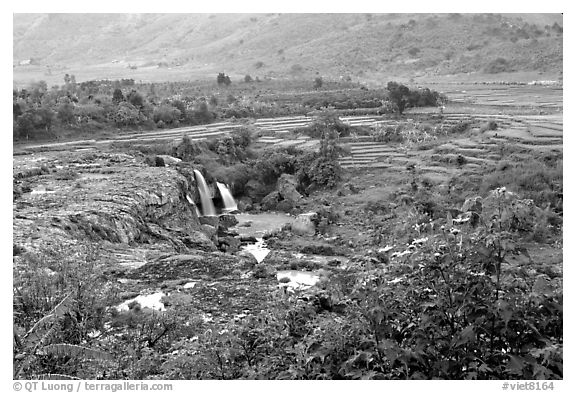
<box><xmin>129</xmin><ymin>251</ymin><xmax>255</xmax><ymax>281</ymax></box>
<box><xmin>238</xmin><ymin>220</ymin><xmax>253</xmax><ymax>228</ymax></box>
<box><xmin>13</xmin><ymin>151</ymin><xmax>207</xmax><ymax>258</ymax></box>
<box><xmin>218</xmin><ymin>236</ymin><xmax>241</xmax><ymax>253</ymax></box>
<box><xmin>252</xmin><ymin>263</ymin><xmax>277</xmax><ymax>279</ymax></box>
<box><xmin>299</xmin><ymin>243</ymin><xmax>336</xmax><ymax>256</ymax></box>
<box><xmin>239</xmin><ymin>235</ymin><xmax>257</xmax><ymax>243</ymax></box>
<box><xmin>157</xmin><ymin>155</ymin><xmax>182</xmax><ymax>166</ymax></box>
<box><xmin>219</xmin><ymin>214</ymin><xmax>239</xmax><ymax>229</ymax></box>
<box><xmin>182</xmin><ymin>231</ymin><xmax>218</xmax><ymax>252</ymax></box>
<box><xmin>277</xmin><ymin>174</ymin><xmax>303</xmax><ymax>203</ymax></box>
<box><xmin>292</xmin><ymin>212</ymin><xmax>317</xmax><ymax>236</ymax></box>
<box><xmin>199</xmin><ymin>216</ymin><xmax>219</xmax><ymax>227</ymax></box>
<box><xmin>200</xmin><ymin>224</ymin><xmax>217</xmax><ymax>241</ymax></box>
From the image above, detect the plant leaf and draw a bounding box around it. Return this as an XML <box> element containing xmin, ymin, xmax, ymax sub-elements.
<box><xmin>42</xmin><ymin>344</ymin><xmax>114</xmax><ymax>362</ymax></box>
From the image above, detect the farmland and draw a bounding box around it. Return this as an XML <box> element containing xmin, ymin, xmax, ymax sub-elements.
<box><xmin>12</xmin><ymin>78</ymin><xmax>562</xmax><ymax>380</ymax></box>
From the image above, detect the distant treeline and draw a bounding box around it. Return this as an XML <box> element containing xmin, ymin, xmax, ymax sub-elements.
<box><xmin>12</xmin><ymin>76</ymin><xmax>444</xmax><ymax>140</ymax></box>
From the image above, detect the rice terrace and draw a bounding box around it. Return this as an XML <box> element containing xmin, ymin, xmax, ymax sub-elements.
<box><xmin>12</xmin><ymin>13</ymin><xmax>563</xmax><ymax>381</ymax></box>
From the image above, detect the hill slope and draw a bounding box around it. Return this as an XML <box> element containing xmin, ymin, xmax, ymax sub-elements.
<box><xmin>13</xmin><ymin>13</ymin><xmax>563</xmax><ymax>85</ymax></box>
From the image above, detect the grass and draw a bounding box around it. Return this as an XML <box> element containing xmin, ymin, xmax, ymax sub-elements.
<box><xmin>480</xmin><ymin>159</ymin><xmax>562</xmax><ymax>209</ymax></box>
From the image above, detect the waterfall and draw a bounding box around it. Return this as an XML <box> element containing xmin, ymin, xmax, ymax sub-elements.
<box><xmin>216</xmin><ymin>182</ymin><xmax>238</xmax><ymax>213</ymax></box>
<box><xmin>193</xmin><ymin>169</ymin><xmax>216</xmax><ymax>216</ymax></box>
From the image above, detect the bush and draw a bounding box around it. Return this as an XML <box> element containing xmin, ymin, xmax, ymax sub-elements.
<box><xmin>302</xmin><ymin>112</ymin><xmax>351</xmax><ymax>138</ymax></box>
<box><xmin>153</xmin><ymin>104</ymin><xmax>182</xmax><ymax>124</ymax></box>
<box><xmin>485</xmin><ymin>58</ymin><xmax>514</xmax><ymax>74</ymax></box>
<box><xmin>313</xmin><ymin>77</ymin><xmax>323</xmax><ymax>89</ymax></box>
<box><xmin>126</xmin><ymin>90</ymin><xmax>145</xmax><ymax>108</ymax></box>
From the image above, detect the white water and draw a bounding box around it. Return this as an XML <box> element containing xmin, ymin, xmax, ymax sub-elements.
<box><xmin>243</xmin><ymin>238</ymin><xmax>270</xmax><ymax>263</ymax></box>
<box><xmin>216</xmin><ymin>182</ymin><xmax>238</xmax><ymax>212</ymax></box>
<box><xmin>30</xmin><ymin>189</ymin><xmax>56</xmax><ymax>195</ymax></box>
<box><xmin>277</xmin><ymin>270</ymin><xmax>321</xmax><ymax>290</ymax></box>
<box><xmin>193</xmin><ymin>169</ymin><xmax>216</xmax><ymax>216</ymax></box>
<box><xmin>116</xmin><ymin>292</ymin><xmax>166</xmax><ymax>312</ymax></box>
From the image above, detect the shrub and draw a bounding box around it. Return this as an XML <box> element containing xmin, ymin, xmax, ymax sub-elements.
<box><xmin>57</xmin><ymin>101</ymin><xmax>76</xmax><ymax>125</ymax></box>
<box><xmin>217</xmin><ymin>73</ymin><xmax>231</xmax><ymax>86</ymax></box>
<box><xmin>485</xmin><ymin>58</ymin><xmax>514</xmax><ymax>74</ymax></box>
<box><xmin>153</xmin><ymin>104</ymin><xmax>182</xmax><ymax>124</ymax></box>
<box><xmin>302</xmin><ymin>112</ymin><xmax>351</xmax><ymax>138</ymax></box>
<box><xmin>126</xmin><ymin>90</ymin><xmax>145</xmax><ymax>108</ymax></box>
<box><xmin>313</xmin><ymin>77</ymin><xmax>323</xmax><ymax>89</ymax></box>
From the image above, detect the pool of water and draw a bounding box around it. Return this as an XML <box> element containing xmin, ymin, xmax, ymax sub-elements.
<box><xmin>234</xmin><ymin>213</ymin><xmax>294</xmax><ymax>238</ymax></box>
<box><xmin>30</xmin><ymin>187</ymin><xmax>56</xmax><ymax>195</ymax></box>
<box><xmin>242</xmin><ymin>238</ymin><xmax>271</xmax><ymax>263</ymax></box>
<box><xmin>277</xmin><ymin>270</ymin><xmax>321</xmax><ymax>290</ymax></box>
<box><xmin>116</xmin><ymin>292</ymin><xmax>166</xmax><ymax>312</ymax></box>
<box><xmin>235</xmin><ymin>213</ymin><xmax>295</xmax><ymax>262</ymax></box>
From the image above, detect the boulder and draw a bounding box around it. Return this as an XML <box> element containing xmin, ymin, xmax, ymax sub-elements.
<box><xmin>276</xmin><ymin>199</ymin><xmax>295</xmax><ymax>212</ymax></box>
<box><xmin>200</xmin><ymin>224</ymin><xmax>217</xmax><ymax>241</ymax></box>
<box><xmin>261</xmin><ymin>191</ymin><xmax>281</xmax><ymax>211</ymax></box>
<box><xmin>219</xmin><ymin>214</ymin><xmax>239</xmax><ymax>229</ymax></box>
<box><xmin>182</xmin><ymin>231</ymin><xmax>217</xmax><ymax>252</ymax></box>
<box><xmin>199</xmin><ymin>216</ymin><xmax>219</xmax><ymax>227</ymax></box>
<box><xmin>292</xmin><ymin>212</ymin><xmax>317</xmax><ymax>236</ymax></box>
<box><xmin>277</xmin><ymin>174</ymin><xmax>303</xmax><ymax>203</ymax></box>
<box><xmin>157</xmin><ymin>155</ymin><xmax>182</xmax><ymax>166</ymax></box>
<box><xmin>218</xmin><ymin>236</ymin><xmax>241</xmax><ymax>253</ymax></box>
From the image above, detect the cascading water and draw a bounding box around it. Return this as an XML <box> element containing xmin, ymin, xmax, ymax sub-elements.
<box><xmin>216</xmin><ymin>182</ymin><xmax>238</xmax><ymax>213</ymax></box>
<box><xmin>193</xmin><ymin>169</ymin><xmax>216</xmax><ymax>216</ymax></box>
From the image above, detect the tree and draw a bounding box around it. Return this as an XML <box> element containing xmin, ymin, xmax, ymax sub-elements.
<box><xmin>112</xmin><ymin>88</ymin><xmax>124</xmax><ymax>104</ymax></box>
<box><xmin>313</xmin><ymin>77</ymin><xmax>323</xmax><ymax>89</ymax></box>
<box><xmin>57</xmin><ymin>100</ymin><xmax>76</xmax><ymax>125</ymax></box>
<box><xmin>386</xmin><ymin>81</ymin><xmax>411</xmax><ymax>115</ymax></box>
<box><xmin>217</xmin><ymin>73</ymin><xmax>232</xmax><ymax>86</ymax></box>
<box><xmin>126</xmin><ymin>90</ymin><xmax>144</xmax><ymax>108</ymax></box>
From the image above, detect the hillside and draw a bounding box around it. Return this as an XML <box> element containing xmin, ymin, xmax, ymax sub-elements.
<box><xmin>13</xmin><ymin>13</ymin><xmax>563</xmax><ymax>86</ymax></box>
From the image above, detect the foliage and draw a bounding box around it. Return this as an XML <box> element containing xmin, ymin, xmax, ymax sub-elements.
<box><xmin>302</xmin><ymin>112</ymin><xmax>351</xmax><ymax>138</ymax></box>
<box><xmin>15</xmin><ymin>107</ymin><xmax>55</xmax><ymax>139</ymax></box>
<box><xmin>296</xmin><ymin>129</ymin><xmax>343</xmax><ymax>191</ymax></box>
<box><xmin>485</xmin><ymin>58</ymin><xmax>514</xmax><ymax>74</ymax></box>
<box><xmin>153</xmin><ymin>104</ymin><xmax>182</xmax><ymax>125</ymax></box>
<box><xmin>217</xmin><ymin>73</ymin><xmax>232</xmax><ymax>86</ymax></box>
<box><xmin>152</xmin><ymin>188</ymin><xmax>561</xmax><ymax>380</ymax></box>
<box><xmin>386</xmin><ymin>82</ymin><xmax>443</xmax><ymax>115</ymax></box>
<box><xmin>126</xmin><ymin>90</ymin><xmax>145</xmax><ymax>108</ymax></box>
<box><xmin>480</xmin><ymin>160</ymin><xmax>563</xmax><ymax>213</ymax></box>
<box><xmin>112</xmin><ymin>88</ymin><xmax>124</xmax><ymax>104</ymax></box>
<box><xmin>13</xmin><ymin>244</ymin><xmax>114</xmax><ymax>379</ymax></box>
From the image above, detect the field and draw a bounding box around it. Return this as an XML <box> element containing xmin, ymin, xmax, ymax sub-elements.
<box><xmin>12</xmin><ymin>79</ymin><xmax>562</xmax><ymax>380</ymax></box>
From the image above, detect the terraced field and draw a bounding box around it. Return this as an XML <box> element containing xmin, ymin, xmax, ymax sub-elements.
<box><xmin>438</xmin><ymin>84</ymin><xmax>563</xmax><ymax>109</ymax></box>
<box><xmin>17</xmin><ymin>85</ymin><xmax>562</xmax><ymax>187</ymax></box>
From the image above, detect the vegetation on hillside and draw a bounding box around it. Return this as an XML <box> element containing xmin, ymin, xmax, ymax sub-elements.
<box><xmin>14</xmin><ymin>13</ymin><xmax>563</xmax><ymax>83</ymax></box>
<box><xmin>12</xmin><ymin>77</ymin><xmax>442</xmax><ymax>141</ymax></box>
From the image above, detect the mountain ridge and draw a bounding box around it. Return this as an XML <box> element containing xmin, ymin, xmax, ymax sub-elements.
<box><xmin>13</xmin><ymin>13</ymin><xmax>563</xmax><ymax>86</ymax></box>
